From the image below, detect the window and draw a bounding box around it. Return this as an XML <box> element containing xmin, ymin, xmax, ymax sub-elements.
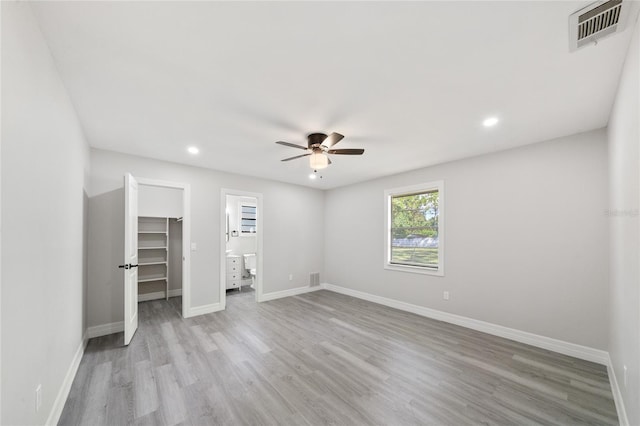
<box><xmin>240</xmin><ymin>203</ymin><xmax>257</xmax><ymax>235</ymax></box>
<box><xmin>384</xmin><ymin>181</ymin><xmax>444</xmax><ymax>276</ymax></box>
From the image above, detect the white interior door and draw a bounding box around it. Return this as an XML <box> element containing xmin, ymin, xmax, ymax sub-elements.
<box><xmin>123</xmin><ymin>173</ymin><xmax>139</xmax><ymax>345</ymax></box>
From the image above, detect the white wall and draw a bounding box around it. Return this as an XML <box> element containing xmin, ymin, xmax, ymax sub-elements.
<box><xmin>1</xmin><ymin>2</ymin><xmax>90</xmax><ymax>424</ymax></box>
<box><xmin>608</xmin><ymin>15</ymin><xmax>640</xmax><ymax>426</ymax></box>
<box><xmin>325</xmin><ymin>130</ymin><xmax>609</xmax><ymax>350</ymax></box>
<box><xmin>88</xmin><ymin>148</ymin><xmax>324</xmax><ymax>327</ymax></box>
<box><xmin>138</xmin><ymin>185</ymin><xmax>182</xmax><ymax>218</ymax></box>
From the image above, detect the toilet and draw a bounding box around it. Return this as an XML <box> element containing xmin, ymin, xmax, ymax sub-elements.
<box><xmin>243</xmin><ymin>253</ymin><xmax>257</xmax><ymax>287</ymax></box>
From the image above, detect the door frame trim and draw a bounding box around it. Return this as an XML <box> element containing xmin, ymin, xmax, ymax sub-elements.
<box><xmin>220</xmin><ymin>188</ymin><xmax>264</xmax><ymax>308</ymax></box>
<box><xmin>136</xmin><ymin>177</ymin><xmax>191</xmax><ymax>318</ymax></box>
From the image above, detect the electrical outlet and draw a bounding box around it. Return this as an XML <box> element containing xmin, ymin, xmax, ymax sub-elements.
<box><xmin>443</xmin><ymin>291</ymin><xmax>450</xmax><ymax>300</ymax></box>
<box><xmin>289</xmin><ymin>274</ymin><xmax>293</xmax><ymax>281</ymax></box>
<box><xmin>624</xmin><ymin>365</ymin><xmax>628</xmax><ymax>387</ymax></box>
<box><xmin>35</xmin><ymin>384</ymin><xmax>42</xmax><ymax>412</ymax></box>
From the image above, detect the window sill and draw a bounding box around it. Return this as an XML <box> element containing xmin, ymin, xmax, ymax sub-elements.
<box><xmin>384</xmin><ymin>263</ymin><xmax>444</xmax><ymax>276</ymax></box>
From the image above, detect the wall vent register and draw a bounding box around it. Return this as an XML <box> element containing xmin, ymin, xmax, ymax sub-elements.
<box><xmin>569</xmin><ymin>0</ymin><xmax>632</xmax><ymax>51</ymax></box>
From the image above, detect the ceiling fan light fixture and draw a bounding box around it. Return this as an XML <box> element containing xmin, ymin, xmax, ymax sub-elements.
<box><xmin>309</xmin><ymin>152</ymin><xmax>328</xmax><ymax>169</ymax></box>
<box><xmin>482</xmin><ymin>117</ymin><xmax>499</xmax><ymax>127</ymax></box>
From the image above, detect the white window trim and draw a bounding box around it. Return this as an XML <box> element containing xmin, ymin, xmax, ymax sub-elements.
<box><xmin>384</xmin><ymin>180</ymin><xmax>444</xmax><ymax>276</ymax></box>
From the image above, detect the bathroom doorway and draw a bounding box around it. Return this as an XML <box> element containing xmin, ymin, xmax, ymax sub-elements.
<box><xmin>220</xmin><ymin>189</ymin><xmax>263</xmax><ymax>308</ymax></box>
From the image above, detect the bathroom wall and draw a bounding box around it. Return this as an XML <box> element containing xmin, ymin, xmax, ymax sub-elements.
<box><xmin>226</xmin><ymin>195</ymin><xmax>258</xmax><ymax>260</ymax></box>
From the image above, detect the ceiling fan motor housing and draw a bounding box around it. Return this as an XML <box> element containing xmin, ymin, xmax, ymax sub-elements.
<box><xmin>307</xmin><ymin>133</ymin><xmax>328</xmax><ymax>148</ymax></box>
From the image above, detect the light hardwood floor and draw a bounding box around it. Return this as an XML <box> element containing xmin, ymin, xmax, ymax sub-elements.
<box><xmin>59</xmin><ymin>290</ymin><xmax>618</xmax><ymax>425</ymax></box>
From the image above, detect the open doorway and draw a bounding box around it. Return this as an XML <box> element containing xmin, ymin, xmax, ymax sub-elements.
<box><xmin>220</xmin><ymin>189</ymin><xmax>263</xmax><ymax>308</ymax></box>
<box><xmin>135</xmin><ymin>178</ymin><xmax>191</xmax><ymax>319</ymax></box>
<box><xmin>123</xmin><ymin>175</ymin><xmax>192</xmax><ymax>345</ymax></box>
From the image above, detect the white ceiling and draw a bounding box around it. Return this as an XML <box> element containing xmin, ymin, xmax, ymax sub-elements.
<box><xmin>31</xmin><ymin>1</ymin><xmax>637</xmax><ymax>189</ymax></box>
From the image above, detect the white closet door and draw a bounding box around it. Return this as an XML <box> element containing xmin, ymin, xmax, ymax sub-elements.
<box><xmin>123</xmin><ymin>173</ymin><xmax>139</xmax><ymax>345</ymax></box>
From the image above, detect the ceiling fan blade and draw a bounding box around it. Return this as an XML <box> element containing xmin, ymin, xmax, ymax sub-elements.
<box><xmin>322</xmin><ymin>132</ymin><xmax>344</xmax><ymax>148</ymax></box>
<box><xmin>276</xmin><ymin>141</ymin><xmax>308</xmax><ymax>150</ymax></box>
<box><xmin>281</xmin><ymin>153</ymin><xmax>311</xmax><ymax>161</ymax></box>
<box><xmin>327</xmin><ymin>148</ymin><xmax>364</xmax><ymax>155</ymax></box>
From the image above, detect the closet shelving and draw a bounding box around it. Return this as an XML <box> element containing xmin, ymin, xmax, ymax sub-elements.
<box><xmin>137</xmin><ymin>217</ymin><xmax>169</xmax><ymax>300</ymax></box>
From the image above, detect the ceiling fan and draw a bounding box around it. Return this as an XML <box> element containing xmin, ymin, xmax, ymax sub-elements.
<box><xmin>276</xmin><ymin>132</ymin><xmax>364</xmax><ymax>170</ymax></box>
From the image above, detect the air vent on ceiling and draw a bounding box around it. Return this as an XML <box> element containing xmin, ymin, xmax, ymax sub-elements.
<box><xmin>569</xmin><ymin>0</ymin><xmax>630</xmax><ymax>51</ymax></box>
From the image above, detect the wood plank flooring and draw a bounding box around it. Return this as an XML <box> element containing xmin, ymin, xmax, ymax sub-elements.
<box><xmin>59</xmin><ymin>290</ymin><xmax>618</xmax><ymax>425</ymax></box>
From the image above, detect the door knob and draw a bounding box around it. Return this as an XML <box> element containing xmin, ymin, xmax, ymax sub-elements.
<box><xmin>118</xmin><ymin>264</ymin><xmax>138</xmax><ymax>269</ymax></box>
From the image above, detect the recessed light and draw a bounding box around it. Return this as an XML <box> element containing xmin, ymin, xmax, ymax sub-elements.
<box><xmin>309</xmin><ymin>173</ymin><xmax>317</xmax><ymax>180</ymax></box>
<box><xmin>483</xmin><ymin>117</ymin><xmax>499</xmax><ymax>127</ymax></box>
<box><xmin>187</xmin><ymin>146</ymin><xmax>199</xmax><ymax>154</ymax></box>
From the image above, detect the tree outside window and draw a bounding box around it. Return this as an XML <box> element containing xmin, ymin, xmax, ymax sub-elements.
<box><xmin>385</xmin><ymin>181</ymin><xmax>444</xmax><ymax>275</ymax></box>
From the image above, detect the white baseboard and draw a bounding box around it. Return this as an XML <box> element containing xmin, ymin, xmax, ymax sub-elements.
<box><xmin>90</xmin><ymin>290</ymin><xmax>182</xmax><ymax>336</ymax></box>
<box><xmin>138</xmin><ymin>288</ymin><xmax>182</xmax><ymax>302</ymax></box>
<box><xmin>87</xmin><ymin>321</ymin><xmax>124</xmax><ymax>338</ymax></box>
<box><xmin>607</xmin><ymin>355</ymin><xmax>629</xmax><ymax>426</ymax></box>
<box><xmin>260</xmin><ymin>285</ymin><xmax>323</xmax><ymax>302</ymax></box>
<box><xmin>322</xmin><ymin>283</ymin><xmax>609</xmax><ymax>365</ymax></box>
<box><xmin>45</xmin><ymin>333</ymin><xmax>87</xmax><ymax>426</ymax></box>
<box><xmin>187</xmin><ymin>302</ymin><xmax>223</xmax><ymax>318</ymax></box>
<box><xmin>87</xmin><ymin>298</ymin><xmax>217</xmax><ymax>333</ymax></box>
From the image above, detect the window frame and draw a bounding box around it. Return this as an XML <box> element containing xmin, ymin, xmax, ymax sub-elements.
<box><xmin>238</xmin><ymin>201</ymin><xmax>257</xmax><ymax>236</ymax></box>
<box><xmin>384</xmin><ymin>180</ymin><xmax>444</xmax><ymax>276</ymax></box>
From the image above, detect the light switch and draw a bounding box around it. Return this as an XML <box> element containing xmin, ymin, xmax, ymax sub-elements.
<box><xmin>191</xmin><ymin>242</ymin><xmax>197</xmax><ymax>251</ymax></box>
